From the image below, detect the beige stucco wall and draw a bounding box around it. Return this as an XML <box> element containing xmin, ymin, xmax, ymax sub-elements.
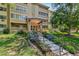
<box><xmin>0</xmin><ymin>4</ymin><xmax>7</xmax><ymax>25</ymax></box>
<box><xmin>0</xmin><ymin>3</ymin><xmax>50</xmax><ymax>32</ymax></box>
<box><xmin>48</xmin><ymin>10</ymin><xmax>53</xmax><ymax>31</ymax></box>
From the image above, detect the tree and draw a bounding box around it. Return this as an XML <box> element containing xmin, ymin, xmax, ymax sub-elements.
<box><xmin>51</xmin><ymin>3</ymin><xmax>79</xmax><ymax>34</ymax></box>
<box><xmin>74</xmin><ymin>4</ymin><xmax>79</xmax><ymax>32</ymax></box>
<box><xmin>51</xmin><ymin>3</ymin><xmax>69</xmax><ymax>32</ymax></box>
<box><xmin>6</xmin><ymin>3</ymin><xmax>16</xmax><ymax>33</ymax></box>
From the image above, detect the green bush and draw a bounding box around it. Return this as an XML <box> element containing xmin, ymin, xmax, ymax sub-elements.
<box><xmin>42</xmin><ymin>32</ymin><xmax>49</xmax><ymax>37</ymax></box>
<box><xmin>0</xmin><ymin>35</ymin><xmax>17</xmax><ymax>47</ymax></box>
<box><xmin>0</xmin><ymin>31</ymin><xmax>3</xmax><ymax>34</ymax></box>
<box><xmin>60</xmin><ymin>28</ymin><xmax>69</xmax><ymax>32</ymax></box>
<box><xmin>64</xmin><ymin>45</ymin><xmax>76</xmax><ymax>54</ymax></box>
<box><xmin>3</xmin><ymin>28</ymin><xmax>10</xmax><ymax>34</ymax></box>
<box><xmin>16</xmin><ymin>30</ymin><xmax>27</xmax><ymax>37</ymax></box>
<box><xmin>53</xmin><ymin>38</ymin><xmax>61</xmax><ymax>44</ymax></box>
<box><xmin>16</xmin><ymin>30</ymin><xmax>24</xmax><ymax>35</ymax></box>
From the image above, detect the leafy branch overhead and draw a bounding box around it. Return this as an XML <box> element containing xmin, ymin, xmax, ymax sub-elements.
<box><xmin>51</xmin><ymin>3</ymin><xmax>79</xmax><ymax>34</ymax></box>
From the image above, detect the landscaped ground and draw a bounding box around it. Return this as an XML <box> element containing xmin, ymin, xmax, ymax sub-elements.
<box><xmin>49</xmin><ymin>31</ymin><xmax>79</xmax><ymax>54</ymax></box>
<box><xmin>0</xmin><ymin>31</ymin><xmax>79</xmax><ymax>55</ymax></box>
<box><xmin>0</xmin><ymin>33</ymin><xmax>37</xmax><ymax>56</ymax></box>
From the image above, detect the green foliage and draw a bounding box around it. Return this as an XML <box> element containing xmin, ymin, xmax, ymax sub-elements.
<box><xmin>51</xmin><ymin>3</ymin><xmax>79</xmax><ymax>34</ymax></box>
<box><xmin>17</xmin><ymin>47</ymin><xmax>37</xmax><ymax>56</ymax></box>
<box><xmin>16</xmin><ymin>30</ymin><xmax>27</xmax><ymax>37</ymax></box>
<box><xmin>0</xmin><ymin>33</ymin><xmax>37</xmax><ymax>56</ymax></box>
<box><xmin>51</xmin><ymin>32</ymin><xmax>79</xmax><ymax>54</ymax></box>
<box><xmin>64</xmin><ymin>45</ymin><xmax>76</xmax><ymax>54</ymax></box>
<box><xmin>73</xmin><ymin>32</ymin><xmax>79</xmax><ymax>34</ymax></box>
<box><xmin>52</xmin><ymin>36</ymin><xmax>78</xmax><ymax>54</ymax></box>
<box><xmin>0</xmin><ymin>35</ymin><xmax>17</xmax><ymax>47</ymax></box>
<box><xmin>42</xmin><ymin>32</ymin><xmax>48</xmax><ymax>36</ymax></box>
<box><xmin>16</xmin><ymin>30</ymin><xmax>24</xmax><ymax>35</ymax></box>
<box><xmin>60</xmin><ymin>28</ymin><xmax>69</xmax><ymax>32</ymax></box>
<box><xmin>0</xmin><ymin>31</ymin><xmax>3</xmax><ymax>34</ymax></box>
<box><xmin>3</xmin><ymin>28</ymin><xmax>10</xmax><ymax>34</ymax></box>
<box><xmin>53</xmin><ymin>38</ymin><xmax>61</xmax><ymax>44</ymax></box>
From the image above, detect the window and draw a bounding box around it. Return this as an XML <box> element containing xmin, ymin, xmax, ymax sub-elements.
<box><xmin>19</xmin><ymin>15</ymin><xmax>23</xmax><ymax>20</ymax></box>
<box><xmin>11</xmin><ymin>13</ymin><xmax>27</xmax><ymax>20</ymax></box>
<box><xmin>19</xmin><ymin>15</ymin><xmax>27</xmax><ymax>20</ymax></box>
<box><xmin>11</xmin><ymin>13</ymin><xmax>16</xmax><ymax>18</ymax></box>
<box><xmin>16</xmin><ymin>14</ymin><xmax>19</xmax><ymax>19</ymax></box>
<box><xmin>0</xmin><ymin>24</ymin><xmax>6</xmax><ymax>28</ymax></box>
<box><xmin>15</xmin><ymin>5</ymin><xmax>27</xmax><ymax>14</ymax></box>
<box><xmin>0</xmin><ymin>15</ymin><xmax>6</xmax><ymax>19</ymax></box>
<box><xmin>39</xmin><ymin>11</ymin><xmax>48</xmax><ymax>17</ymax></box>
<box><xmin>11</xmin><ymin>13</ymin><xmax>14</xmax><ymax>18</ymax></box>
<box><xmin>0</xmin><ymin>7</ymin><xmax>6</xmax><ymax>11</ymax></box>
<box><xmin>23</xmin><ymin>15</ymin><xmax>26</xmax><ymax>20</ymax></box>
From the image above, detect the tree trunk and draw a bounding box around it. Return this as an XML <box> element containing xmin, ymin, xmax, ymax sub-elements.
<box><xmin>7</xmin><ymin>3</ymin><xmax>10</xmax><ymax>33</ymax></box>
<box><xmin>76</xmin><ymin>28</ymin><xmax>79</xmax><ymax>32</ymax></box>
<box><xmin>68</xmin><ymin>26</ymin><xmax>71</xmax><ymax>35</ymax></box>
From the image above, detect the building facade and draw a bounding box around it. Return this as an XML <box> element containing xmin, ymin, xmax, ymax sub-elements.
<box><xmin>0</xmin><ymin>3</ymin><xmax>51</xmax><ymax>33</ymax></box>
<box><xmin>48</xmin><ymin>10</ymin><xmax>53</xmax><ymax>31</ymax></box>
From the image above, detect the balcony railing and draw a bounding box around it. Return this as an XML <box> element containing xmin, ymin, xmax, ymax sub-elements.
<box><xmin>11</xmin><ymin>27</ymin><xmax>26</xmax><ymax>30</ymax></box>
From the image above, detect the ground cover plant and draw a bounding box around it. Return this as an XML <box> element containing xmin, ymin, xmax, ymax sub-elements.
<box><xmin>0</xmin><ymin>31</ymin><xmax>37</xmax><ymax>56</ymax></box>
<box><xmin>43</xmin><ymin>31</ymin><xmax>79</xmax><ymax>54</ymax></box>
<box><xmin>51</xmin><ymin>31</ymin><xmax>79</xmax><ymax>54</ymax></box>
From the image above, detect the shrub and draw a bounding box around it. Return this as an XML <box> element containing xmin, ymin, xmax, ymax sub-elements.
<box><xmin>53</xmin><ymin>38</ymin><xmax>61</xmax><ymax>44</ymax></box>
<box><xmin>3</xmin><ymin>28</ymin><xmax>9</xmax><ymax>34</ymax></box>
<box><xmin>64</xmin><ymin>45</ymin><xmax>76</xmax><ymax>54</ymax></box>
<box><xmin>0</xmin><ymin>31</ymin><xmax>3</xmax><ymax>34</ymax></box>
<box><xmin>60</xmin><ymin>28</ymin><xmax>69</xmax><ymax>32</ymax></box>
<box><xmin>16</xmin><ymin>30</ymin><xmax>24</xmax><ymax>35</ymax></box>
<box><xmin>42</xmin><ymin>32</ymin><xmax>48</xmax><ymax>37</ymax></box>
<box><xmin>16</xmin><ymin>30</ymin><xmax>27</xmax><ymax>37</ymax></box>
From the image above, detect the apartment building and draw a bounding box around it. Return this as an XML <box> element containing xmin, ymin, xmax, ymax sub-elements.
<box><xmin>0</xmin><ymin>3</ymin><xmax>51</xmax><ymax>33</ymax></box>
<box><xmin>0</xmin><ymin>4</ymin><xmax>7</xmax><ymax>32</ymax></box>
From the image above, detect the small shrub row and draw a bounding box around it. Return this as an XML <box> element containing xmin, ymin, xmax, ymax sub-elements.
<box><xmin>64</xmin><ymin>45</ymin><xmax>76</xmax><ymax>54</ymax></box>
<box><xmin>3</xmin><ymin>28</ymin><xmax>10</xmax><ymax>34</ymax></box>
<box><xmin>16</xmin><ymin>30</ymin><xmax>27</xmax><ymax>37</ymax></box>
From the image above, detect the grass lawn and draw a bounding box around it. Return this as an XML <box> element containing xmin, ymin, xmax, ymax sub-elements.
<box><xmin>0</xmin><ymin>34</ymin><xmax>37</xmax><ymax>56</ymax></box>
<box><xmin>72</xmin><ymin>32</ymin><xmax>79</xmax><ymax>37</ymax></box>
<box><xmin>50</xmin><ymin>31</ymin><xmax>79</xmax><ymax>54</ymax></box>
<box><xmin>0</xmin><ymin>34</ymin><xmax>15</xmax><ymax>39</ymax></box>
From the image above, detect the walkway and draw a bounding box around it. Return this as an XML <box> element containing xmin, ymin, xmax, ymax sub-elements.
<box><xmin>38</xmin><ymin>33</ymin><xmax>73</xmax><ymax>56</ymax></box>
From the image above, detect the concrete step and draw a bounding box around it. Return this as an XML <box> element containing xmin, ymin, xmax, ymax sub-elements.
<box><xmin>38</xmin><ymin>35</ymin><xmax>73</xmax><ymax>56</ymax></box>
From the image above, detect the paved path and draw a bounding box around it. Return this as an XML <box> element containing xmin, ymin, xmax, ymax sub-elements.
<box><xmin>38</xmin><ymin>34</ymin><xmax>73</xmax><ymax>56</ymax></box>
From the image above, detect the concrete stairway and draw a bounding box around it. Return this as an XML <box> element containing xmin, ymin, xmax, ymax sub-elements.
<box><xmin>38</xmin><ymin>35</ymin><xmax>73</xmax><ymax>56</ymax></box>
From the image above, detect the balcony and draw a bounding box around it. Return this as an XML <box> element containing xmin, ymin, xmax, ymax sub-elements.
<box><xmin>10</xmin><ymin>18</ymin><xmax>27</xmax><ymax>24</ymax></box>
<box><xmin>38</xmin><ymin>11</ymin><xmax>48</xmax><ymax>19</ymax></box>
<box><xmin>0</xmin><ymin>19</ymin><xmax>7</xmax><ymax>25</ymax></box>
<box><xmin>11</xmin><ymin>26</ymin><xmax>27</xmax><ymax>32</ymax></box>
